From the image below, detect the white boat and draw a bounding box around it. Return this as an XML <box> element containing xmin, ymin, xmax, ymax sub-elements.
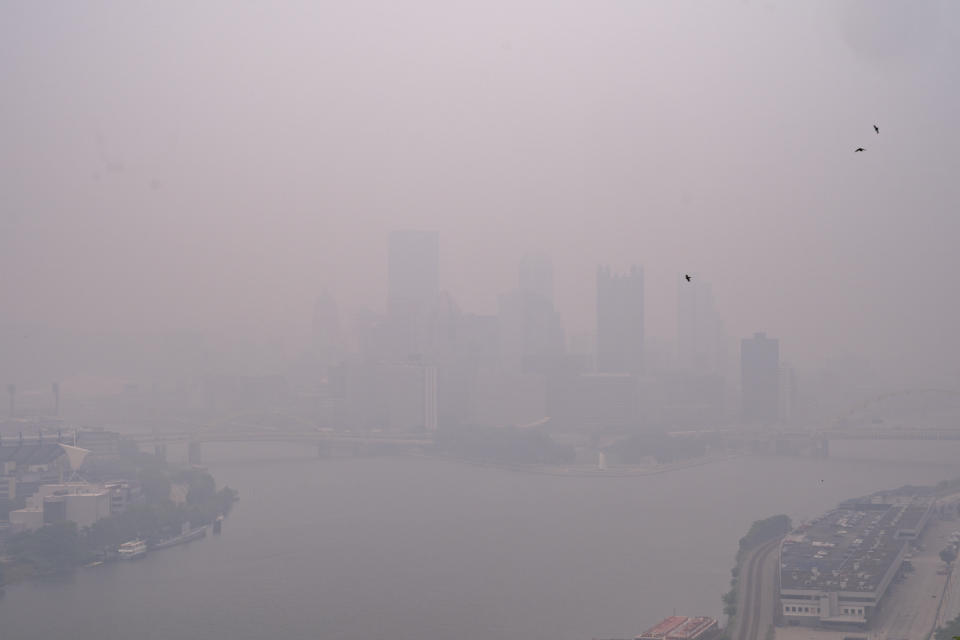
<box><xmin>118</xmin><ymin>539</ymin><xmax>147</xmax><ymax>560</ymax></box>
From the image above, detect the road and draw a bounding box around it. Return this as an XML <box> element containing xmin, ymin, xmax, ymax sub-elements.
<box><xmin>734</xmin><ymin>538</ymin><xmax>782</xmax><ymax>640</ymax></box>
<box><xmin>871</xmin><ymin>511</ymin><xmax>958</xmax><ymax>640</ymax></box>
<box><xmin>775</xmin><ymin>507</ymin><xmax>958</xmax><ymax>640</ymax></box>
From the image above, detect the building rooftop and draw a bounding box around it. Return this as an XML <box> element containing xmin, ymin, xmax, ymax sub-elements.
<box><xmin>0</xmin><ymin>442</ymin><xmax>66</xmax><ymax>467</ymax></box>
<box><xmin>637</xmin><ymin>617</ymin><xmax>718</xmax><ymax>640</ymax></box>
<box><xmin>666</xmin><ymin>617</ymin><xmax>717</xmax><ymax>640</ymax></box>
<box><xmin>780</xmin><ymin>500</ymin><xmax>928</xmax><ymax>593</ymax></box>
<box><xmin>638</xmin><ymin>617</ymin><xmax>687</xmax><ymax>639</ymax></box>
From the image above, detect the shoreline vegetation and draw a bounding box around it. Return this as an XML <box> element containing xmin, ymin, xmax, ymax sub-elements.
<box><xmin>718</xmin><ymin>515</ymin><xmax>793</xmax><ymax>640</ymax></box>
<box><xmin>421</xmin><ymin>450</ymin><xmax>743</xmax><ymax>477</ymax></box>
<box><xmin>0</xmin><ymin>441</ymin><xmax>238</xmax><ymax>588</ymax></box>
<box><xmin>716</xmin><ymin>476</ymin><xmax>960</xmax><ymax>640</ymax></box>
<box><xmin>429</xmin><ymin>426</ymin><xmax>733</xmax><ymax>476</ymax></box>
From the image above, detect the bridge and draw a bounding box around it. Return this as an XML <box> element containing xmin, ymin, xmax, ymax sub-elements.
<box><xmin>130</xmin><ymin>430</ymin><xmax>435</xmax><ymax>465</ymax></box>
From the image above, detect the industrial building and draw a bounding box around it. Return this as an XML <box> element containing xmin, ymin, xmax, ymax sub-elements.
<box><xmin>9</xmin><ymin>482</ymin><xmax>112</xmax><ymax>531</ymax></box>
<box><xmin>0</xmin><ymin>441</ymin><xmax>72</xmax><ymax>503</ymax></box>
<box><xmin>779</xmin><ymin>496</ymin><xmax>933</xmax><ymax>626</ymax></box>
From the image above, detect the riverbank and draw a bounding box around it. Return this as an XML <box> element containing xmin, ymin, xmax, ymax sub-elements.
<box><xmin>418</xmin><ymin>450</ymin><xmax>744</xmax><ymax>477</ymax></box>
<box><xmin>722</xmin><ymin>474</ymin><xmax>960</xmax><ymax>640</ymax></box>
<box><xmin>0</xmin><ymin>464</ymin><xmax>237</xmax><ymax>588</ymax></box>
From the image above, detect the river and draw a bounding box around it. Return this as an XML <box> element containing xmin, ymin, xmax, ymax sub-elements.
<box><xmin>1</xmin><ymin>440</ymin><xmax>958</xmax><ymax>640</ymax></box>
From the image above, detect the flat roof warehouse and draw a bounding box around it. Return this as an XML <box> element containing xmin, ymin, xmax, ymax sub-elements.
<box><xmin>779</xmin><ymin>496</ymin><xmax>933</xmax><ymax>626</ymax></box>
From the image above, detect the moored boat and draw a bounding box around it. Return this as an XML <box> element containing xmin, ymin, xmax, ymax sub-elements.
<box><xmin>118</xmin><ymin>539</ymin><xmax>147</xmax><ymax>560</ymax></box>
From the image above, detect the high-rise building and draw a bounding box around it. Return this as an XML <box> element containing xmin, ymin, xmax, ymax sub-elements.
<box><xmin>497</xmin><ymin>289</ymin><xmax>565</xmax><ymax>372</ymax></box>
<box><xmin>596</xmin><ymin>265</ymin><xmax>644</xmax><ymax>374</ymax></box>
<box><xmin>382</xmin><ymin>363</ymin><xmax>438</xmax><ymax>432</ymax></box>
<box><xmin>677</xmin><ymin>277</ymin><xmax>725</xmax><ymax>375</ymax></box>
<box><xmin>778</xmin><ymin>363</ymin><xmax>798</xmax><ymax>424</ymax></box>
<box><xmin>518</xmin><ymin>252</ymin><xmax>554</xmax><ymax>306</ymax></box>
<box><xmin>741</xmin><ymin>332</ymin><xmax>780</xmax><ymax>424</ymax></box>
<box><xmin>498</xmin><ymin>254</ymin><xmax>564</xmax><ymax>373</ymax></box>
<box><xmin>312</xmin><ymin>289</ymin><xmax>341</xmax><ymax>367</ymax></box>
<box><xmin>387</xmin><ymin>230</ymin><xmax>439</xmax><ymax>360</ymax></box>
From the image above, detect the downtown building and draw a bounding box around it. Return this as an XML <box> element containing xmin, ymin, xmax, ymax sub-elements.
<box><xmin>387</xmin><ymin>229</ymin><xmax>439</xmax><ymax>361</ymax></box>
<box><xmin>596</xmin><ymin>265</ymin><xmax>644</xmax><ymax>375</ymax></box>
<box><xmin>740</xmin><ymin>332</ymin><xmax>780</xmax><ymax>425</ymax></box>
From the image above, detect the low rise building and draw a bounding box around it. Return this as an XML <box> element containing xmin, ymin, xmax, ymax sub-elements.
<box><xmin>103</xmin><ymin>480</ymin><xmax>143</xmax><ymax>514</ymax></box>
<box><xmin>779</xmin><ymin>497</ymin><xmax>933</xmax><ymax>626</ymax></box>
<box><xmin>0</xmin><ymin>442</ymin><xmax>71</xmax><ymax>503</ymax></box>
<box><xmin>9</xmin><ymin>482</ymin><xmax>114</xmax><ymax>532</ymax></box>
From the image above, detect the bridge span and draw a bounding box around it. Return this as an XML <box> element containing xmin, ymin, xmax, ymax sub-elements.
<box><xmin>131</xmin><ymin>431</ymin><xmax>435</xmax><ymax>465</ymax></box>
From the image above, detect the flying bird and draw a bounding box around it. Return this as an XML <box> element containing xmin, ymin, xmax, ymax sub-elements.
<box><xmin>855</xmin><ymin>147</ymin><xmax>865</xmax><ymax>152</ymax></box>
<box><xmin>684</xmin><ymin>274</ymin><xmax>692</xmax><ymax>282</ymax></box>
<box><xmin>873</xmin><ymin>124</ymin><xmax>879</xmax><ymax>134</ymax></box>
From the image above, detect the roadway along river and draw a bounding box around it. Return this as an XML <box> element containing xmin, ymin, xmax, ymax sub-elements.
<box><xmin>1</xmin><ymin>440</ymin><xmax>959</xmax><ymax>640</ymax></box>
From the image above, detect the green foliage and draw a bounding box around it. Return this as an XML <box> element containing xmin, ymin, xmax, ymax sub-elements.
<box><xmin>722</xmin><ymin>588</ymin><xmax>737</xmax><ymax>616</ymax></box>
<box><xmin>739</xmin><ymin>515</ymin><xmax>791</xmax><ymax>555</ymax></box>
<box><xmin>436</xmin><ymin>426</ymin><xmax>575</xmax><ymax>466</ymax></box>
<box><xmin>1</xmin><ymin>465</ymin><xmax>237</xmax><ymax>587</ymax></box>
<box><xmin>6</xmin><ymin>522</ymin><xmax>82</xmax><ymax>574</ymax></box>
<box><xmin>138</xmin><ymin>466</ymin><xmax>172</xmax><ymax>504</ymax></box>
<box><xmin>941</xmin><ymin>547</ymin><xmax>957</xmax><ymax>565</ymax></box>
<box><xmin>933</xmin><ymin>613</ymin><xmax>960</xmax><ymax>640</ymax></box>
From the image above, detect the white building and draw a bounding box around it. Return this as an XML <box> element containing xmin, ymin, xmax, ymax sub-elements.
<box><xmin>9</xmin><ymin>482</ymin><xmax>112</xmax><ymax>531</ymax></box>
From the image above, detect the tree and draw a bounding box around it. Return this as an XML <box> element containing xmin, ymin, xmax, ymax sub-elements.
<box><xmin>941</xmin><ymin>547</ymin><xmax>957</xmax><ymax>565</ymax></box>
<box><xmin>722</xmin><ymin>589</ymin><xmax>737</xmax><ymax>616</ymax></box>
<box><xmin>138</xmin><ymin>466</ymin><xmax>171</xmax><ymax>504</ymax></box>
<box><xmin>7</xmin><ymin>522</ymin><xmax>82</xmax><ymax>573</ymax></box>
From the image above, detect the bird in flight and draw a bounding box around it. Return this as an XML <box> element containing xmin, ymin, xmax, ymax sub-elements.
<box><xmin>855</xmin><ymin>147</ymin><xmax>865</xmax><ymax>153</ymax></box>
<box><xmin>873</xmin><ymin>124</ymin><xmax>879</xmax><ymax>134</ymax></box>
<box><xmin>684</xmin><ymin>274</ymin><xmax>692</xmax><ymax>282</ymax></box>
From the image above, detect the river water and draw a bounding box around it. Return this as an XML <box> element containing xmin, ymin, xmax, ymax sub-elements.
<box><xmin>1</xmin><ymin>440</ymin><xmax>958</xmax><ymax>640</ymax></box>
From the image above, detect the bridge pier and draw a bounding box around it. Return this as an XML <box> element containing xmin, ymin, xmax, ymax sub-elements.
<box><xmin>188</xmin><ymin>441</ymin><xmax>202</xmax><ymax>466</ymax></box>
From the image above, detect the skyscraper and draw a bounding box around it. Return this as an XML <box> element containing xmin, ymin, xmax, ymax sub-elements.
<box><xmin>518</xmin><ymin>252</ymin><xmax>554</xmax><ymax>306</ymax></box>
<box><xmin>677</xmin><ymin>277</ymin><xmax>725</xmax><ymax>375</ymax></box>
<box><xmin>741</xmin><ymin>332</ymin><xmax>780</xmax><ymax>424</ymax></box>
<box><xmin>499</xmin><ymin>254</ymin><xmax>564</xmax><ymax>372</ymax></box>
<box><xmin>387</xmin><ymin>230</ymin><xmax>439</xmax><ymax>360</ymax></box>
<box><xmin>596</xmin><ymin>265</ymin><xmax>644</xmax><ymax>374</ymax></box>
<box><xmin>778</xmin><ymin>362</ymin><xmax>798</xmax><ymax>424</ymax></box>
<box><xmin>312</xmin><ymin>289</ymin><xmax>341</xmax><ymax>367</ymax></box>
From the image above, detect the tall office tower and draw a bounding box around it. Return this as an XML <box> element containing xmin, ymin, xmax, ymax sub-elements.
<box><xmin>497</xmin><ymin>290</ymin><xmax>565</xmax><ymax>370</ymax></box>
<box><xmin>596</xmin><ymin>265</ymin><xmax>644</xmax><ymax>374</ymax></box>
<box><xmin>677</xmin><ymin>277</ymin><xmax>725</xmax><ymax>374</ymax></box>
<box><xmin>387</xmin><ymin>230</ymin><xmax>439</xmax><ymax>360</ymax></box>
<box><xmin>778</xmin><ymin>363</ymin><xmax>798</xmax><ymax>424</ymax></box>
<box><xmin>381</xmin><ymin>362</ymin><xmax>438</xmax><ymax>432</ymax></box>
<box><xmin>519</xmin><ymin>252</ymin><xmax>554</xmax><ymax>306</ymax></box>
<box><xmin>741</xmin><ymin>332</ymin><xmax>780</xmax><ymax>424</ymax></box>
<box><xmin>312</xmin><ymin>289</ymin><xmax>341</xmax><ymax>367</ymax></box>
<box><xmin>499</xmin><ymin>254</ymin><xmax>564</xmax><ymax>373</ymax></box>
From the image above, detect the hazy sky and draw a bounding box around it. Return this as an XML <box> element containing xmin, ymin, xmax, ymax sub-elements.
<box><xmin>2</xmin><ymin>1</ymin><xmax>959</xmax><ymax>379</ymax></box>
